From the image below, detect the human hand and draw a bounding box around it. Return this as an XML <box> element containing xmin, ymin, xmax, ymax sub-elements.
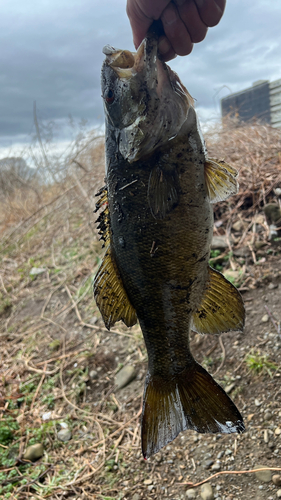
<box><xmin>126</xmin><ymin>0</ymin><xmax>226</xmax><ymax>61</ymax></box>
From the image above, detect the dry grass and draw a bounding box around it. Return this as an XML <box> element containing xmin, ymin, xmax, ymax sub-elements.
<box><xmin>206</xmin><ymin>118</ymin><xmax>281</xmax><ymax>217</ymax></box>
<box><xmin>0</xmin><ymin>119</ymin><xmax>281</xmax><ymax>499</ymax></box>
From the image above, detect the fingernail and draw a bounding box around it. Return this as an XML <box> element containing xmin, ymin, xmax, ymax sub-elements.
<box><xmin>158</xmin><ymin>37</ymin><xmax>171</xmax><ymax>55</ymax></box>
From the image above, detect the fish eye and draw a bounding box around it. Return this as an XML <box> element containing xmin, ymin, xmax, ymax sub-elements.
<box><xmin>105</xmin><ymin>89</ymin><xmax>114</xmax><ymax>104</ymax></box>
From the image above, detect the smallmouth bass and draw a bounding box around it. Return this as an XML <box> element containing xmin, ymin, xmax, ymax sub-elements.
<box><xmin>94</xmin><ymin>27</ymin><xmax>245</xmax><ymax>459</ymax></box>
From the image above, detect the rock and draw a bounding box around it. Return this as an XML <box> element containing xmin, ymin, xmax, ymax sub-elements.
<box><xmin>261</xmin><ymin>314</ymin><xmax>269</xmax><ymax>323</ymax></box>
<box><xmin>211</xmin><ymin>463</ymin><xmax>221</xmax><ymax>471</ymax></box>
<box><xmin>23</xmin><ymin>443</ymin><xmax>44</xmax><ymax>462</ymax></box>
<box><xmin>275</xmin><ymin>427</ymin><xmax>281</xmax><ymax>435</ymax></box>
<box><xmin>132</xmin><ymin>495</ymin><xmax>140</xmax><ymax>500</ymax></box>
<box><xmin>232</xmin><ymin>220</ymin><xmax>246</xmax><ymax>232</ymax></box>
<box><xmin>225</xmin><ymin>449</ymin><xmax>232</xmax><ymax>456</ymax></box>
<box><xmin>264</xmin><ymin>410</ymin><xmax>272</xmax><ymax>421</ymax></box>
<box><xmin>254</xmin><ymin>465</ymin><xmax>272</xmax><ymax>482</ymax></box>
<box><xmin>89</xmin><ymin>369</ymin><xmax>98</xmax><ymax>380</ymax></box>
<box><xmin>200</xmin><ymin>483</ymin><xmax>214</xmax><ymax>500</ymax></box>
<box><xmin>268</xmin><ymin>283</ymin><xmax>278</xmax><ymax>290</ymax></box>
<box><xmin>225</xmin><ymin>382</ymin><xmax>236</xmax><ymax>394</ymax></box>
<box><xmin>255</xmin><ymin>398</ymin><xmax>262</xmax><ymax>406</ymax></box>
<box><xmin>254</xmin><ymin>241</ymin><xmax>267</xmax><ymax>250</ymax></box>
<box><xmin>144</xmin><ymin>479</ymin><xmax>152</xmax><ymax>485</ymax></box>
<box><xmin>115</xmin><ymin>365</ymin><xmax>137</xmax><ymax>390</ymax></box>
<box><xmin>277</xmin><ymin>490</ymin><xmax>281</xmax><ymax>499</ymax></box>
<box><xmin>30</xmin><ymin>267</ymin><xmax>46</xmax><ymax>276</ymax></box>
<box><xmin>268</xmin><ymin>441</ymin><xmax>275</xmax><ymax>450</ymax></box>
<box><xmin>272</xmin><ymin>475</ymin><xmax>281</xmax><ymax>486</ymax></box>
<box><xmin>186</xmin><ymin>489</ymin><xmax>196</xmax><ymax>499</ymax></box>
<box><xmin>203</xmin><ymin>459</ymin><xmax>214</xmax><ymax>469</ymax></box>
<box><xmin>57</xmin><ymin>429</ymin><xmax>72</xmax><ymax>442</ymax></box>
<box><xmin>42</xmin><ymin>411</ymin><xmax>52</xmax><ymax>421</ymax></box>
<box><xmin>264</xmin><ymin>429</ymin><xmax>269</xmax><ymax>443</ymax></box>
<box><xmin>211</xmin><ymin>236</ymin><xmax>228</xmax><ymax>250</ymax></box>
<box><xmin>59</xmin><ymin>422</ymin><xmax>68</xmax><ymax>429</ymax></box>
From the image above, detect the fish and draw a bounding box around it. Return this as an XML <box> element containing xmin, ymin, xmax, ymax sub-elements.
<box><xmin>94</xmin><ymin>25</ymin><xmax>245</xmax><ymax>459</ymax></box>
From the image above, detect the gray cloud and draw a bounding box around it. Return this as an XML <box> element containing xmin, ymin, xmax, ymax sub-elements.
<box><xmin>1</xmin><ymin>0</ymin><xmax>281</xmax><ymax>148</ymax></box>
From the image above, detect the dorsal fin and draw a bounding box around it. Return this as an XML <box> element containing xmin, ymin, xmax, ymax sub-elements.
<box><xmin>95</xmin><ymin>186</ymin><xmax>110</xmax><ymax>247</ymax></box>
<box><xmin>94</xmin><ymin>186</ymin><xmax>137</xmax><ymax>329</ymax></box>
<box><xmin>205</xmin><ymin>158</ymin><xmax>239</xmax><ymax>203</ymax></box>
<box><xmin>191</xmin><ymin>266</ymin><xmax>245</xmax><ymax>335</ymax></box>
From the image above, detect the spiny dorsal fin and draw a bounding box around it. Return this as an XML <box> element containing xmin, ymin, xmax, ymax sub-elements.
<box><xmin>205</xmin><ymin>158</ymin><xmax>239</xmax><ymax>203</ymax></box>
<box><xmin>95</xmin><ymin>186</ymin><xmax>110</xmax><ymax>247</ymax></box>
<box><xmin>94</xmin><ymin>186</ymin><xmax>137</xmax><ymax>329</ymax></box>
<box><xmin>191</xmin><ymin>266</ymin><xmax>245</xmax><ymax>335</ymax></box>
<box><xmin>148</xmin><ymin>165</ymin><xmax>179</xmax><ymax>219</ymax></box>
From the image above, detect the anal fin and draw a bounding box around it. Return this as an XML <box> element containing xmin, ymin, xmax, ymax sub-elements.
<box><xmin>192</xmin><ymin>266</ymin><xmax>245</xmax><ymax>335</ymax></box>
<box><xmin>93</xmin><ymin>247</ymin><xmax>137</xmax><ymax>329</ymax></box>
<box><xmin>142</xmin><ymin>360</ymin><xmax>245</xmax><ymax>458</ymax></box>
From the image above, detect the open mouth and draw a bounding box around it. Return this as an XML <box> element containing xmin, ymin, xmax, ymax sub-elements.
<box><xmin>102</xmin><ymin>36</ymin><xmax>157</xmax><ymax>79</ymax></box>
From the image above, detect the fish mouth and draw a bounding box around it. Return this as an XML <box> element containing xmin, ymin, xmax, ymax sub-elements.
<box><xmin>102</xmin><ymin>36</ymin><xmax>192</xmax><ymax>162</ymax></box>
<box><xmin>102</xmin><ymin>33</ymin><xmax>157</xmax><ymax>81</ymax></box>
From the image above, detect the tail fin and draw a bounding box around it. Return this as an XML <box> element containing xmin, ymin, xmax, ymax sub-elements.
<box><xmin>142</xmin><ymin>361</ymin><xmax>244</xmax><ymax>458</ymax></box>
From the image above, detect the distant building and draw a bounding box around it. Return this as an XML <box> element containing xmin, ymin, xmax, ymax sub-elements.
<box><xmin>221</xmin><ymin>79</ymin><xmax>281</xmax><ymax>128</ymax></box>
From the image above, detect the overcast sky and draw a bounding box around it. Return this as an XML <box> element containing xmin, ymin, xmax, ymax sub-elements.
<box><xmin>1</xmin><ymin>0</ymin><xmax>281</xmax><ymax>153</ymax></box>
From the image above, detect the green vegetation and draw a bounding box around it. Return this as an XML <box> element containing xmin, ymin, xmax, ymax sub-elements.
<box><xmin>246</xmin><ymin>351</ymin><xmax>278</xmax><ymax>377</ymax></box>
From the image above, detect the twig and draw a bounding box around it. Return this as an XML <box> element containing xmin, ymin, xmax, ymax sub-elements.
<box><xmin>0</xmin><ymin>273</ymin><xmax>8</xmax><ymax>295</ymax></box>
<box><xmin>30</xmin><ymin>363</ymin><xmax>47</xmax><ymax>410</ymax></box>
<box><xmin>180</xmin><ymin>467</ymin><xmax>281</xmax><ymax>489</ymax></box>
<box><xmin>23</xmin><ymin>358</ymin><xmax>59</xmax><ymax>375</ymax></box>
<box><xmin>213</xmin><ymin>335</ymin><xmax>225</xmax><ymax>375</ymax></box>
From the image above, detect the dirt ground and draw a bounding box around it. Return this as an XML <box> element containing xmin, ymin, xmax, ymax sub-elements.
<box><xmin>1</xmin><ymin>249</ymin><xmax>281</xmax><ymax>500</ymax></box>
<box><xmin>1</xmin><ymin>122</ymin><xmax>281</xmax><ymax>499</ymax></box>
<box><xmin>79</xmin><ymin>256</ymin><xmax>281</xmax><ymax>500</ymax></box>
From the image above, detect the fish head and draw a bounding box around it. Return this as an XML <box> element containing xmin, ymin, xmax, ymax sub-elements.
<box><xmin>101</xmin><ymin>33</ymin><xmax>193</xmax><ymax>162</ymax></box>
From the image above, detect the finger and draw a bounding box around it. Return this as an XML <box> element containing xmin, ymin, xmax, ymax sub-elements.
<box><xmin>158</xmin><ymin>36</ymin><xmax>177</xmax><ymax>62</ymax></box>
<box><xmin>161</xmin><ymin>3</ymin><xmax>193</xmax><ymax>56</ymax></box>
<box><xmin>194</xmin><ymin>0</ymin><xmax>226</xmax><ymax>27</ymax></box>
<box><xmin>174</xmin><ymin>0</ymin><xmax>208</xmax><ymax>43</ymax></box>
<box><xmin>126</xmin><ymin>0</ymin><xmax>170</xmax><ymax>48</ymax></box>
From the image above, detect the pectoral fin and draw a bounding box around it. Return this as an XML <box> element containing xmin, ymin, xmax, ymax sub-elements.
<box><xmin>205</xmin><ymin>158</ymin><xmax>239</xmax><ymax>203</ymax></box>
<box><xmin>148</xmin><ymin>166</ymin><xmax>179</xmax><ymax>219</ymax></box>
<box><xmin>191</xmin><ymin>266</ymin><xmax>245</xmax><ymax>335</ymax></box>
<box><xmin>94</xmin><ymin>248</ymin><xmax>137</xmax><ymax>329</ymax></box>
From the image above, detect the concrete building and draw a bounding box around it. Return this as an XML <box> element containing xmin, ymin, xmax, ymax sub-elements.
<box><xmin>221</xmin><ymin>79</ymin><xmax>281</xmax><ymax>128</ymax></box>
